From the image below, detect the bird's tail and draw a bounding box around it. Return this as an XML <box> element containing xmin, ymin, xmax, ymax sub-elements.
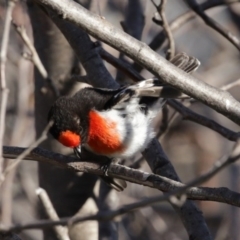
<box><xmin>170</xmin><ymin>52</ymin><xmax>200</xmax><ymax>73</ymax></box>
<box><xmin>129</xmin><ymin>52</ymin><xmax>200</xmax><ymax>99</ymax></box>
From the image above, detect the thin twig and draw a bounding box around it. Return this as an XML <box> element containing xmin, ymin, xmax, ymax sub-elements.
<box><xmin>152</xmin><ymin>0</ymin><xmax>175</xmax><ymax>59</ymax></box>
<box><xmin>185</xmin><ymin>0</ymin><xmax>240</xmax><ymax>51</ymax></box>
<box><xmin>168</xmin><ymin>100</ymin><xmax>240</xmax><ymax>141</ymax></box>
<box><xmin>0</xmin><ymin>121</ymin><xmax>53</xmax><ymax>186</ymax></box>
<box><xmin>12</xmin><ymin>22</ymin><xmax>60</xmax><ymax>97</ymax></box>
<box><xmin>221</xmin><ymin>78</ymin><xmax>240</xmax><ymax>91</ymax></box>
<box><xmin>181</xmin><ymin>139</ymin><xmax>240</xmax><ymax>190</ymax></box>
<box><xmin>99</xmin><ymin>47</ymin><xmax>144</xmax><ymax>82</ymax></box>
<box><xmin>0</xmin><ymin>0</ymin><xmax>16</xmax><ymax>181</ymax></box>
<box><xmin>148</xmin><ymin>0</ymin><xmax>239</xmax><ymax>53</ymax></box>
<box><xmin>36</xmin><ymin>188</ymin><xmax>70</xmax><ymax>240</ymax></box>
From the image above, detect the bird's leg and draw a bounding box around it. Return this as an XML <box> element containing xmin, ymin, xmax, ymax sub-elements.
<box><xmin>100</xmin><ymin>157</ymin><xmax>127</xmax><ymax>191</ymax></box>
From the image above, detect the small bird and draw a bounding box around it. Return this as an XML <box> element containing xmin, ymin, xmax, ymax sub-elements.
<box><xmin>48</xmin><ymin>53</ymin><xmax>200</xmax><ymax>160</ymax></box>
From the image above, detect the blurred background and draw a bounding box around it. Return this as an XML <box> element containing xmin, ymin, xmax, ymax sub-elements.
<box><xmin>0</xmin><ymin>0</ymin><xmax>240</xmax><ymax>239</ymax></box>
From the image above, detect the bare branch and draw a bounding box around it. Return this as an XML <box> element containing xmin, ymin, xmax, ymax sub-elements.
<box><xmin>149</xmin><ymin>0</ymin><xmax>239</xmax><ymax>52</ymax></box>
<box><xmin>36</xmin><ymin>188</ymin><xmax>70</xmax><ymax>240</ymax></box>
<box><xmin>1</xmin><ymin>141</ymin><xmax>240</xmax><ymax>233</ymax></box>
<box><xmin>221</xmin><ymin>78</ymin><xmax>240</xmax><ymax>91</ymax></box>
<box><xmin>99</xmin><ymin>46</ymin><xmax>144</xmax><ymax>82</ymax></box>
<box><xmin>47</xmin><ymin>12</ymin><xmax>117</xmax><ymax>89</ymax></box>
<box><xmin>0</xmin><ymin>121</ymin><xmax>53</xmax><ymax>186</ymax></box>
<box><xmin>12</xmin><ymin>22</ymin><xmax>60</xmax><ymax>97</ymax></box>
<box><xmin>168</xmin><ymin>100</ymin><xmax>240</xmax><ymax>141</ymax></box>
<box><xmin>0</xmin><ymin>182</ymin><xmax>239</xmax><ymax>233</ymax></box>
<box><xmin>0</xmin><ymin>0</ymin><xmax>16</xmax><ymax>182</ymax></box>
<box><xmin>180</xmin><ymin>139</ymin><xmax>240</xmax><ymax>192</ymax></box>
<box><xmin>116</xmin><ymin>0</ymin><xmax>145</xmax><ymax>83</ymax></box>
<box><xmin>2</xmin><ymin>146</ymin><xmax>240</xmax><ymax>207</ymax></box>
<box><xmin>185</xmin><ymin>0</ymin><xmax>240</xmax><ymax>51</ymax></box>
<box><xmin>152</xmin><ymin>0</ymin><xmax>175</xmax><ymax>59</ymax></box>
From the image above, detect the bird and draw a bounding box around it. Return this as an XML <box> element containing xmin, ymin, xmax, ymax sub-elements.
<box><xmin>47</xmin><ymin>53</ymin><xmax>200</xmax><ymax>190</ymax></box>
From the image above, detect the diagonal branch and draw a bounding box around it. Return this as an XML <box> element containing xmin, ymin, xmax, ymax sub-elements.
<box><xmin>0</xmin><ymin>122</ymin><xmax>53</xmax><ymax>186</ymax></box>
<box><xmin>33</xmin><ymin>0</ymin><xmax>240</xmax><ymax>125</ymax></box>
<box><xmin>36</xmin><ymin>188</ymin><xmax>70</xmax><ymax>240</ymax></box>
<box><xmin>168</xmin><ymin>100</ymin><xmax>240</xmax><ymax>141</ymax></box>
<box><xmin>12</xmin><ymin>22</ymin><xmax>60</xmax><ymax>97</ymax></box>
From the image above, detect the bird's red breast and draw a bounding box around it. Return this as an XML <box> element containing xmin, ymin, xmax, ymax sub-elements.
<box><xmin>88</xmin><ymin>110</ymin><xmax>124</xmax><ymax>155</ymax></box>
<box><xmin>58</xmin><ymin>130</ymin><xmax>81</xmax><ymax>148</ymax></box>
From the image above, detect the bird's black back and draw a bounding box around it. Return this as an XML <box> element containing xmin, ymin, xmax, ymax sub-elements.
<box><xmin>72</xmin><ymin>87</ymin><xmax>124</xmax><ymax>111</ymax></box>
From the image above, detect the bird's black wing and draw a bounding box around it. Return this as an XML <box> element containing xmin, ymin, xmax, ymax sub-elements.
<box><xmin>73</xmin><ymin>87</ymin><xmax>125</xmax><ymax>111</ymax></box>
<box><xmin>104</xmin><ymin>52</ymin><xmax>200</xmax><ymax>110</ymax></box>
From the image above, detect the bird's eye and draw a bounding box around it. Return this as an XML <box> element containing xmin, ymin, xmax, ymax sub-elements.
<box><xmin>74</xmin><ymin>116</ymin><xmax>80</xmax><ymax>125</ymax></box>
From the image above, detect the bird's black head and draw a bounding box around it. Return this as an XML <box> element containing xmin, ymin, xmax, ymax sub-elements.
<box><xmin>48</xmin><ymin>97</ymin><xmax>82</xmax><ymax>148</ymax></box>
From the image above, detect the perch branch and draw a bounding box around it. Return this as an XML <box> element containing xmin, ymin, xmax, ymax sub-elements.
<box><xmin>1</xmin><ymin>145</ymin><xmax>240</xmax><ymax>207</ymax></box>
<box><xmin>1</xmin><ymin>140</ymin><xmax>240</xmax><ymax>233</ymax></box>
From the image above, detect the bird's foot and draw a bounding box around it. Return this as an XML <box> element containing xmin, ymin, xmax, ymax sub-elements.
<box><xmin>100</xmin><ymin>163</ymin><xmax>110</xmax><ymax>176</ymax></box>
<box><xmin>100</xmin><ymin>158</ymin><xmax>121</xmax><ymax>176</ymax></box>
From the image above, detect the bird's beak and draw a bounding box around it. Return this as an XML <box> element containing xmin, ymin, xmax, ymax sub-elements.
<box><xmin>77</xmin><ymin>145</ymin><xmax>81</xmax><ymax>153</ymax></box>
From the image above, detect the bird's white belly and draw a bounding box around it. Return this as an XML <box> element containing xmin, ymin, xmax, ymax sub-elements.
<box><xmin>86</xmin><ymin>100</ymin><xmax>156</xmax><ymax>158</ymax></box>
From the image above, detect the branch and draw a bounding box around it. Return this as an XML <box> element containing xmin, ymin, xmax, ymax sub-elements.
<box><xmin>48</xmin><ymin>11</ymin><xmax>117</xmax><ymax>89</ymax></box>
<box><xmin>167</xmin><ymin>100</ymin><xmax>240</xmax><ymax>141</ymax></box>
<box><xmin>0</xmin><ymin>0</ymin><xmax>16</xmax><ymax>181</ymax></box>
<box><xmin>2</xmin><ymin>146</ymin><xmax>240</xmax><ymax>207</ymax></box>
<box><xmin>98</xmin><ymin>46</ymin><xmax>144</xmax><ymax>82</ymax></box>
<box><xmin>1</xmin><ymin>141</ymin><xmax>240</xmax><ymax>233</ymax></box>
<box><xmin>0</xmin><ymin>122</ymin><xmax>52</xmax><ymax>186</ymax></box>
<box><xmin>152</xmin><ymin>0</ymin><xmax>175</xmax><ymax>59</ymax></box>
<box><xmin>33</xmin><ymin>0</ymin><xmax>240</xmax><ymax>125</ymax></box>
<box><xmin>36</xmin><ymin>188</ymin><xmax>70</xmax><ymax>240</ymax></box>
<box><xmin>12</xmin><ymin>22</ymin><xmax>60</xmax><ymax>97</ymax></box>
<box><xmin>149</xmin><ymin>0</ymin><xmax>239</xmax><ymax>52</ymax></box>
<box><xmin>185</xmin><ymin>0</ymin><xmax>240</xmax><ymax>51</ymax></box>
<box><xmin>142</xmin><ymin>139</ymin><xmax>211</xmax><ymax>239</ymax></box>
<box><xmin>221</xmin><ymin>78</ymin><xmax>240</xmax><ymax>91</ymax></box>
<box><xmin>116</xmin><ymin>0</ymin><xmax>145</xmax><ymax>84</ymax></box>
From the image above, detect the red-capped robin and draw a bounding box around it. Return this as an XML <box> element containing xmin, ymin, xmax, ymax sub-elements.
<box><xmin>47</xmin><ymin>53</ymin><xmax>200</xmax><ymax>190</ymax></box>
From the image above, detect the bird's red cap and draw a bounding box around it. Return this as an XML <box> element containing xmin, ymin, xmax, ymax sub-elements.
<box><xmin>58</xmin><ymin>130</ymin><xmax>80</xmax><ymax>148</ymax></box>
